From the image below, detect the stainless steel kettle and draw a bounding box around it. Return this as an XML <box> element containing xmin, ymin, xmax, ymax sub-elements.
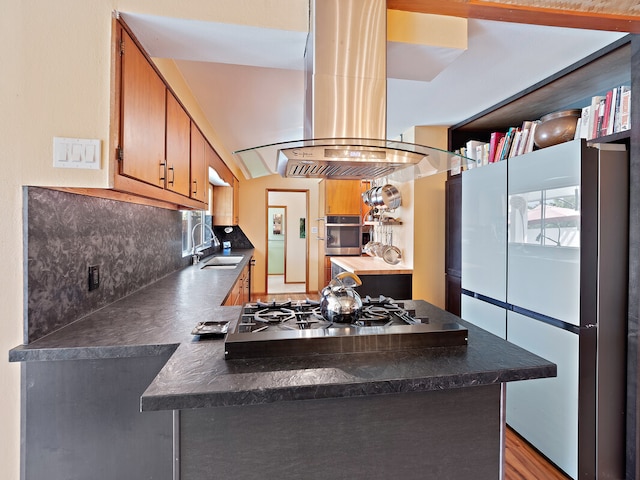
<box><xmin>320</xmin><ymin>271</ymin><xmax>363</xmax><ymax>324</ymax></box>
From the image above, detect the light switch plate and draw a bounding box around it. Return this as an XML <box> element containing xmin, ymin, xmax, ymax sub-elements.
<box><xmin>53</xmin><ymin>137</ymin><xmax>101</xmax><ymax>169</ymax></box>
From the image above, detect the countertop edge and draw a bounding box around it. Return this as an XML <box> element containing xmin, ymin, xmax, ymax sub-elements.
<box><xmin>9</xmin><ymin>343</ymin><xmax>180</xmax><ymax>363</ymax></box>
<box><xmin>330</xmin><ymin>256</ymin><xmax>413</xmax><ymax>275</ymax></box>
<box><xmin>140</xmin><ymin>363</ymin><xmax>557</xmax><ymax>411</ymax></box>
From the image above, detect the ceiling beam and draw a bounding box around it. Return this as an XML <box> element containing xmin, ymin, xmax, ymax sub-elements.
<box><xmin>387</xmin><ymin>0</ymin><xmax>640</xmax><ymax>33</ymax></box>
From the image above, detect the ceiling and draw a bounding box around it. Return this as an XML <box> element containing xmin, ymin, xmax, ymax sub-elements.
<box><xmin>121</xmin><ymin>8</ymin><xmax>627</xmax><ymax>172</ymax></box>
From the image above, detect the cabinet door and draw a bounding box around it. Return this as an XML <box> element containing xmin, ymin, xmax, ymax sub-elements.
<box><xmin>506</xmin><ymin>311</ymin><xmax>579</xmax><ymax>479</ymax></box>
<box><xmin>232</xmin><ymin>177</ymin><xmax>240</xmax><ymax>225</ymax></box>
<box><xmin>507</xmin><ymin>140</ymin><xmax>581</xmax><ymax>325</ymax></box>
<box><xmin>165</xmin><ymin>93</ymin><xmax>191</xmax><ymax>196</ymax></box>
<box><xmin>212</xmin><ymin>176</ymin><xmax>239</xmax><ymax>226</ymax></box>
<box><xmin>461</xmin><ymin>161</ymin><xmax>507</xmax><ymax>301</ymax></box>
<box><xmin>120</xmin><ymin>29</ymin><xmax>166</xmax><ymax>187</ymax></box>
<box><xmin>241</xmin><ymin>264</ymin><xmax>251</xmax><ymax>304</ymax></box>
<box><xmin>190</xmin><ymin>124</ymin><xmax>207</xmax><ymax>203</ymax></box>
<box><xmin>212</xmin><ymin>187</ymin><xmax>233</xmax><ymax>226</ymax></box>
<box><xmin>445</xmin><ymin>175</ymin><xmax>462</xmax><ymax>278</ymax></box>
<box><xmin>324</xmin><ymin>180</ymin><xmax>362</xmax><ymax>215</ymax></box>
<box><xmin>460</xmin><ymin>295</ymin><xmax>506</xmax><ymax>339</ymax></box>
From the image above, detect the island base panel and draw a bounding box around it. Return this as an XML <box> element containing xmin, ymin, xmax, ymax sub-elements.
<box><xmin>22</xmin><ymin>355</ymin><xmax>174</xmax><ymax>480</ymax></box>
<box><xmin>180</xmin><ymin>384</ymin><xmax>502</xmax><ymax>479</ymax></box>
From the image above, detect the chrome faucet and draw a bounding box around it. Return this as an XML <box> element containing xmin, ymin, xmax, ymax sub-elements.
<box><xmin>191</xmin><ymin>222</ymin><xmax>220</xmax><ymax>264</ymax></box>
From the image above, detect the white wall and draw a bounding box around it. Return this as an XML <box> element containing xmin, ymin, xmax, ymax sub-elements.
<box><xmin>403</xmin><ymin>126</ymin><xmax>449</xmax><ymax>308</ymax></box>
<box><xmin>1</xmin><ymin>2</ymin><xmax>308</xmax><ymax>478</ymax></box>
<box><xmin>269</xmin><ymin>191</ymin><xmax>308</xmax><ymax>283</ymax></box>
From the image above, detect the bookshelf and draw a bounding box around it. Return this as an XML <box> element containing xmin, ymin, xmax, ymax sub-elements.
<box><xmin>449</xmin><ymin>36</ymin><xmax>631</xmax><ymax>151</ymax></box>
<box><xmin>446</xmin><ymin>33</ymin><xmax>640</xmax><ymax>479</ymax></box>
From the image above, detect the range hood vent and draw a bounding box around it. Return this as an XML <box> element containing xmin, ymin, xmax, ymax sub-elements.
<box><xmin>282</xmin><ymin>161</ymin><xmax>399</xmax><ymax>180</ymax></box>
<box><xmin>232</xmin><ymin>0</ymin><xmax>474</xmax><ymax>180</ymax></box>
<box><xmin>276</xmin><ymin>139</ymin><xmax>429</xmax><ymax>179</ymax></box>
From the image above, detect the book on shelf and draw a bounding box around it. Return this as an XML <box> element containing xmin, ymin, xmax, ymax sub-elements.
<box><xmin>493</xmin><ymin>135</ymin><xmax>506</xmax><ymax>163</ymax></box>
<box><xmin>465</xmin><ymin>139</ymin><xmax>489</xmax><ymax>167</ymax></box>
<box><xmin>523</xmin><ymin>121</ymin><xmax>538</xmax><ymax>154</ymax></box>
<box><xmin>619</xmin><ymin>86</ymin><xmax>631</xmax><ymax>132</ymax></box>
<box><xmin>600</xmin><ymin>89</ymin><xmax>613</xmax><ymax>138</ymax></box>
<box><xmin>575</xmin><ymin>85</ymin><xmax>631</xmax><ymax>141</ymax></box>
<box><xmin>605</xmin><ymin>86</ymin><xmax>618</xmax><ymax>136</ymax></box>
<box><xmin>515</xmin><ymin>120</ymin><xmax>533</xmax><ymax>157</ymax></box>
<box><xmin>499</xmin><ymin>127</ymin><xmax>517</xmax><ymax>161</ymax></box>
<box><xmin>587</xmin><ymin>95</ymin><xmax>604</xmax><ymax>140</ymax></box>
<box><xmin>488</xmin><ymin>131</ymin><xmax>505</xmax><ymax>163</ymax></box>
<box><xmin>507</xmin><ymin>129</ymin><xmax>522</xmax><ymax>159</ymax></box>
<box><xmin>594</xmin><ymin>97</ymin><xmax>606</xmax><ymax>140</ymax></box>
<box><xmin>577</xmin><ymin>105</ymin><xmax>591</xmax><ymax>139</ymax></box>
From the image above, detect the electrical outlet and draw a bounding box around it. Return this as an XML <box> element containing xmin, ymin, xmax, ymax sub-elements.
<box><xmin>88</xmin><ymin>265</ymin><xmax>100</xmax><ymax>291</ymax></box>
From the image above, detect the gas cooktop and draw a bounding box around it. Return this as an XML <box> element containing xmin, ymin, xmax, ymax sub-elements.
<box><xmin>223</xmin><ymin>296</ymin><xmax>468</xmax><ymax>359</ymax></box>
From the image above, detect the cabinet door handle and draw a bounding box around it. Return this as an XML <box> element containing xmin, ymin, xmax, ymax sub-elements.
<box><xmin>159</xmin><ymin>161</ymin><xmax>166</xmax><ymax>182</ymax></box>
<box><xmin>168</xmin><ymin>165</ymin><xmax>175</xmax><ymax>186</ymax></box>
<box><xmin>192</xmin><ymin>179</ymin><xmax>198</xmax><ymax>195</ymax></box>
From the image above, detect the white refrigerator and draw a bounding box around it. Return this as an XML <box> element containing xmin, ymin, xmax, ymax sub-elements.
<box><xmin>461</xmin><ymin>139</ymin><xmax>627</xmax><ymax>479</ymax></box>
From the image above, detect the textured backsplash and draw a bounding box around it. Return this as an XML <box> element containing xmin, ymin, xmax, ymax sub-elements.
<box><xmin>24</xmin><ymin>187</ymin><xmax>189</xmax><ymax>343</ymax></box>
<box><xmin>213</xmin><ymin>225</ymin><xmax>254</xmax><ymax>249</ymax></box>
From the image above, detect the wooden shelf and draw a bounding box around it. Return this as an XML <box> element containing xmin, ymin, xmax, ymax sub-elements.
<box><xmin>450</xmin><ymin>36</ymin><xmax>632</xmax><ymax>147</ymax></box>
<box><xmin>364</xmin><ymin>220</ymin><xmax>403</xmax><ymax>226</ymax></box>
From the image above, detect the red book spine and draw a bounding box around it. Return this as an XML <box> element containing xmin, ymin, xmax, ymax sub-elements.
<box><xmin>600</xmin><ymin>89</ymin><xmax>613</xmax><ymax>137</ymax></box>
<box><xmin>488</xmin><ymin>132</ymin><xmax>505</xmax><ymax>163</ymax></box>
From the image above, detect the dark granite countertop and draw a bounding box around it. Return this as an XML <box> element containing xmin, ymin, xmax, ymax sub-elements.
<box><xmin>9</xmin><ymin>249</ymin><xmax>254</xmax><ymax>362</ymax></box>
<box><xmin>140</xmin><ymin>300</ymin><xmax>555</xmax><ymax>411</ymax></box>
<box><xmin>9</xmin><ymin>247</ymin><xmax>556</xmax><ymax>412</ymax></box>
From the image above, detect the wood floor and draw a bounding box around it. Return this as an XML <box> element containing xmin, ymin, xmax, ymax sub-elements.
<box><xmin>252</xmin><ymin>293</ymin><xmax>569</xmax><ymax>480</ymax></box>
<box><xmin>505</xmin><ymin>427</ymin><xmax>569</xmax><ymax>479</ymax></box>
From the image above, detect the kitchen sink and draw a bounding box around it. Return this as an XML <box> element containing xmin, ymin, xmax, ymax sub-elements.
<box><xmin>202</xmin><ymin>255</ymin><xmax>243</xmax><ymax>267</ymax></box>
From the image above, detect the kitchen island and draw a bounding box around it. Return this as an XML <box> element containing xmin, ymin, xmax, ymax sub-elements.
<box><xmin>10</xmin><ymin>250</ymin><xmax>555</xmax><ymax>480</ymax></box>
<box><xmin>330</xmin><ymin>255</ymin><xmax>413</xmax><ymax>299</ymax></box>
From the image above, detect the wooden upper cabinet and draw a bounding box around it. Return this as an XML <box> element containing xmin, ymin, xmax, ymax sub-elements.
<box><xmin>212</xmin><ymin>181</ymin><xmax>236</xmax><ymax>226</ymax></box>
<box><xmin>165</xmin><ymin>93</ymin><xmax>191</xmax><ymax>197</ymax></box>
<box><xmin>114</xmin><ymin>21</ymin><xmax>206</xmax><ymax>210</ymax></box>
<box><xmin>323</xmin><ymin>179</ymin><xmax>362</xmax><ymax>215</ymax></box>
<box><xmin>190</xmin><ymin>124</ymin><xmax>207</xmax><ymax>203</ymax></box>
<box><xmin>120</xmin><ymin>29</ymin><xmax>166</xmax><ymax>187</ymax></box>
<box><xmin>206</xmin><ymin>142</ymin><xmax>238</xmax><ymax>225</ymax></box>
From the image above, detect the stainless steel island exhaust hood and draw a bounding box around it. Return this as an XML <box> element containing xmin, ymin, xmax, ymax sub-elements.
<box><xmin>233</xmin><ymin>0</ymin><xmax>472</xmax><ymax>180</ymax></box>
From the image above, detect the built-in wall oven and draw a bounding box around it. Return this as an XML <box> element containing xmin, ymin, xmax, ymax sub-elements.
<box><xmin>324</xmin><ymin>215</ymin><xmax>362</xmax><ymax>255</ymax></box>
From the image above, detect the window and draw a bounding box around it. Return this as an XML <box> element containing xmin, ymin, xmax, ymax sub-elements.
<box><xmin>181</xmin><ymin>210</ymin><xmax>213</xmax><ymax>256</ymax></box>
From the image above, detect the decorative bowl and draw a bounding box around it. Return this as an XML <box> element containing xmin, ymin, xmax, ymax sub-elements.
<box><xmin>533</xmin><ymin>109</ymin><xmax>581</xmax><ymax>149</ymax></box>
